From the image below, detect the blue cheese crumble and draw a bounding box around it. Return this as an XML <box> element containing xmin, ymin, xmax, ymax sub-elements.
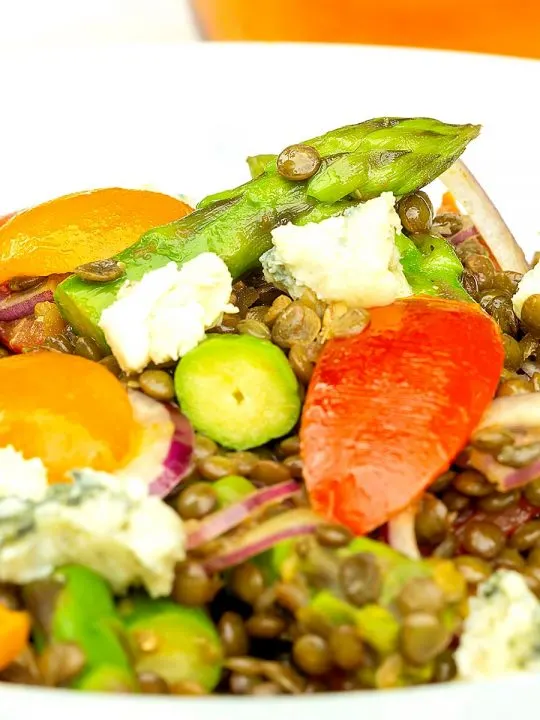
<box><xmin>260</xmin><ymin>192</ymin><xmax>412</xmax><ymax>308</ymax></box>
<box><xmin>456</xmin><ymin>570</ymin><xmax>540</xmax><ymax>679</ymax></box>
<box><xmin>0</xmin><ymin>470</ymin><xmax>185</xmax><ymax>597</ymax></box>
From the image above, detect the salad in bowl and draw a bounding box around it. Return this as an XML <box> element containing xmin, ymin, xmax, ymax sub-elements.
<box><xmin>0</xmin><ymin>116</ymin><xmax>538</xmax><ymax>696</ymax></box>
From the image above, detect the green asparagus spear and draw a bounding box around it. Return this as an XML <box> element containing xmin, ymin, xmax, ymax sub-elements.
<box><xmin>23</xmin><ymin>565</ymin><xmax>137</xmax><ymax>692</ymax></box>
<box><xmin>120</xmin><ymin>596</ymin><xmax>223</xmax><ymax>692</ymax></box>
<box><xmin>307</xmin><ymin>119</ymin><xmax>480</xmax><ymax>202</ymax></box>
<box><xmin>55</xmin><ymin>117</ymin><xmax>479</xmax><ymax>348</ymax></box>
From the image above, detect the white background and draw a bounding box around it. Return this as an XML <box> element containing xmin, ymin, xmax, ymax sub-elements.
<box><xmin>0</xmin><ymin>0</ymin><xmax>199</xmax><ymax>46</ymax></box>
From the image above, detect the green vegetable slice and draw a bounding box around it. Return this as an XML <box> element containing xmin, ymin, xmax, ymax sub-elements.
<box><xmin>175</xmin><ymin>335</ymin><xmax>301</xmax><ymax>450</ymax></box>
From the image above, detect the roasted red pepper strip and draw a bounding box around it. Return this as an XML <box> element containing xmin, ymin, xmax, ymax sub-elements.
<box><xmin>301</xmin><ymin>296</ymin><xmax>504</xmax><ymax>535</ymax></box>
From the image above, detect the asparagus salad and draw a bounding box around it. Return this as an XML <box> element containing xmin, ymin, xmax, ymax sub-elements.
<box><xmin>0</xmin><ymin>117</ymin><xmax>539</xmax><ymax>695</ymax></box>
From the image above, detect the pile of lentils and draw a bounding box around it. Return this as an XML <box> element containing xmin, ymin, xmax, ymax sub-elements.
<box><xmin>4</xmin><ymin>194</ymin><xmax>540</xmax><ymax>695</ymax></box>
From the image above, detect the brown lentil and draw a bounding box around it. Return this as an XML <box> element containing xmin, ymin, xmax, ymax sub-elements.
<box><xmin>246</xmin><ymin>306</ymin><xmax>271</xmax><ymax>323</ymax></box>
<box><xmin>433</xmin><ymin>651</ymin><xmax>457</xmax><ymax>683</ymax></box>
<box><xmin>265</xmin><ymin>296</ymin><xmax>292</xmax><ymax>326</ymax></box>
<box><xmin>193</xmin><ymin>434</ymin><xmax>218</xmax><ymax>461</ymax></box>
<box><xmin>453</xmin><ymin>469</ymin><xmax>493</xmax><ymax>497</ymax></box>
<box><xmin>509</xmin><ymin>520</ymin><xmax>540</xmax><ymax>551</ymax></box>
<box><xmin>172</xmin><ymin>562</ymin><xmax>218</xmax><ymax>606</ymax></box>
<box><xmin>37</xmin><ymin>643</ymin><xmax>86</xmax><ymax>687</ymax></box>
<box><xmin>75</xmin><ymin>258</ymin><xmax>125</xmax><ymax>283</ymax></box>
<box><xmin>175</xmin><ymin>482</ymin><xmax>218</xmax><ymax>520</ymax></box>
<box><xmin>228</xmin><ymin>451</ymin><xmax>258</xmax><ymax>476</ymax></box>
<box><xmin>441</xmin><ymin>489</ymin><xmax>470</xmax><ymax>512</ymax></box>
<box><xmin>8</xmin><ymin>276</ymin><xmax>45</xmax><ymax>292</ymax></box>
<box><xmin>454</xmin><ymin>555</ymin><xmax>493</xmax><ymax>585</ymax></box>
<box><xmin>521</xmin><ymin>334</ymin><xmax>539</xmax><ymax>361</ymax></box>
<box><xmin>198</xmin><ymin>455</ymin><xmax>238</xmax><ymax>480</ymax></box>
<box><xmin>471</xmin><ymin>425</ymin><xmax>514</xmax><ymax>454</ymax></box>
<box><xmin>277</xmin><ymin>144</ymin><xmax>321</xmax><ymax>181</ymax></box>
<box><xmin>461</xmin><ymin>270</ymin><xmax>479</xmax><ymax>299</ymax></box>
<box><xmin>298</xmin><ymin>288</ymin><xmax>326</xmax><ymax>319</ymax></box>
<box><xmin>400</xmin><ymin>613</ymin><xmax>450</xmax><ymax>666</ymax></box>
<box><xmin>462</xmin><ymin>520</ymin><xmax>506</xmax><ymax>559</ymax></box>
<box><xmin>528</xmin><ymin>548</ymin><xmax>540</xmax><ymax>567</ymax></box>
<box><xmin>43</xmin><ymin>335</ymin><xmax>73</xmax><ymax>354</ymax></box>
<box><xmin>281</xmin><ymin>454</ymin><xmax>302</xmax><ymax>479</ymax></box>
<box><xmin>292</xmin><ymin>634</ymin><xmax>332</xmax><ymax>676</ymax></box>
<box><xmin>315</xmin><ymin>523</ymin><xmax>354</xmax><ymax>549</ymax></box>
<box><xmin>464</xmin><ymin>254</ymin><xmax>495</xmax><ymax>290</ymax></box>
<box><xmin>328</xmin><ymin>626</ymin><xmax>364</xmax><ymax>671</ymax></box>
<box><xmin>245</xmin><ymin>614</ymin><xmax>286</xmax><ymax>639</ymax></box>
<box><xmin>495</xmin><ymin>548</ymin><xmax>526</xmax><ymax>571</ymax></box>
<box><xmin>524</xmin><ymin>479</ymin><xmax>540</xmax><ymax>507</ymax></box>
<box><xmin>230</xmin><ymin>563</ymin><xmax>265</xmax><ymax>605</ymax></box>
<box><xmin>429</xmin><ymin>471</ymin><xmax>456</xmax><ymax>494</ymax></box>
<box><xmin>272</xmin><ymin>302</ymin><xmax>321</xmax><ymax>349</ymax></box>
<box><xmin>397</xmin><ymin>577</ymin><xmax>445</xmax><ymax>615</ymax></box>
<box><xmin>477</xmin><ymin>489</ymin><xmax>520</xmax><ymax>513</ymax></box>
<box><xmin>497</xmin><ymin>442</ymin><xmax>540</xmax><ymax>469</ymax></box>
<box><xmin>339</xmin><ymin>553</ymin><xmax>382</xmax><ymax>606</ymax></box>
<box><xmin>250</xmin><ymin>460</ymin><xmax>292</xmax><ymax>485</ymax></box>
<box><xmin>137</xmin><ymin>671</ymin><xmax>169</xmax><ymax>694</ymax></box>
<box><xmin>288</xmin><ymin>344</ymin><xmax>314</xmax><ymax>385</ymax></box>
<box><xmin>521</xmin><ymin>295</ymin><xmax>540</xmax><ymax>336</ymax></box>
<box><xmin>397</xmin><ymin>191</ymin><xmax>434</xmax><ymax>234</ymax></box>
<box><xmin>415</xmin><ymin>494</ymin><xmax>448</xmax><ymax>544</ymax></box>
<box><xmin>237</xmin><ymin>319</ymin><xmax>271</xmax><ymax>341</ymax></box>
<box><xmin>502</xmin><ymin>334</ymin><xmax>523</xmax><ymax>371</ymax></box>
<box><xmin>275</xmin><ymin>582</ymin><xmax>309</xmax><ymax>613</ymax></box>
<box><xmin>218</xmin><ymin>612</ymin><xmax>249</xmax><ymax>657</ymax></box>
<box><xmin>138</xmin><ymin>369</ymin><xmax>175</xmax><ymax>401</ymax></box>
<box><xmin>229</xmin><ymin>673</ymin><xmax>260</xmax><ymax>695</ymax></box>
<box><xmin>324</xmin><ymin>307</ymin><xmax>370</xmax><ymax>340</ymax></box>
<box><xmin>277</xmin><ymin>435</ymin><xmax>300</xmax><ymax>458</ymax></box>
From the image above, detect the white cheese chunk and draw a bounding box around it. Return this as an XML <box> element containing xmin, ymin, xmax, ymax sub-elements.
<box><xmin>0</xmin><ymin>446</ymin><xmax>48</xmax><ymax>501</ymax></box>
<box><xmin>513</xmin><ymin>262</ymin><xmax>540</xmax><ymax>319</ymax></box>
<box><xmin>456</xmin><ymin>570</ymin><xmax>540</xmax><ymax>679</ymax></box>
<box><xmin>99</xmin><ymin>253</ymin><xmax>236</xmax><ymax>373</ymax></box>
<box><xmin>0</xmin><ymin>470</ymin><xmax>185</xmax><ymax>597</ymax></box>
<box><xmin>260</xmin><ymin>192</ymin><xmax>412</xmax><ymax>308</ymax></box>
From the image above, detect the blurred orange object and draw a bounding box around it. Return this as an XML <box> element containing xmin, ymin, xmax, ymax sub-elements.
<box><xmin>191</xmin><ymin>0</ymin><xmax>540</xmax><ymax>59</ymax></box>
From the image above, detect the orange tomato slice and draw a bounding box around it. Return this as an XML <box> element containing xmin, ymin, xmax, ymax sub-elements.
<box><xmin>0</xmin><ymin>606</ymin><xmax>30</xmax><ymax>671</ymax></box>
<box><xmin>301</xmin><ymin>297</ymin><xmax>504</xmax><ymax>535</ymax></box>
<box><xmin>0</xmin><ymin>188</ymin><xmax>192</xmax><ymax>284</ymax></box>
<box><xmin>0</xmin><ymin>353</ymin><xmax>137</xmax><ymax>482</ymax></box>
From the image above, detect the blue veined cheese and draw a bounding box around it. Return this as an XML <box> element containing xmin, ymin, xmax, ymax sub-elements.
<box><xmin>0</xmin><ymin>470</ymin><xmax>185</xmax><ymax>597</ymax></box>
<box><xmin>0</xmin><ymin>446</ymin><xmax>48</xmax><ymax>501</ymax></box>
<box><xmin>260</xmin><ymin>192</ymin><xmax>412</xmax><ymax>308</ymax></box>
<box><xmin>456</xmin><ymin>570</ymin><xmax>540</xmax><ymax>679</ymax></box>
<box><xmin>99</xmin><ymin>252</ymin><xmax>237</xmax><ymax>374</ymax></box>
<box><xmin>513</xmin><ymin>262</ymin><xmax>540</xmax><ymax>319</ymax></box>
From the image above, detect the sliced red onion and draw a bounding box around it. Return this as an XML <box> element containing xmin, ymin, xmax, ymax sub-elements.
<box><xmin>187</xmin><ymin>480</ymin><xmax>300</xmax><ymax>550</ymax></box>
<box><xmin>469</xmin><ymin>448</ymin><xmax>540</xmax><ymax>492</ymax></box>
<box><xmin>441</xmin><ymin>160</ymin><xmax>528</xmax><ymax>273</ymax></box>
<box><xmin>387</xmin><ymin>505</ymin><xmax>420</xmax><ymax>560</ymax></box>
<box><xmin>120</xmin><ymin>390</ymin><xmax>194</xmax><ymax>497</ymax></box>
<box><xmin>448</xmin><ymin>224</ymin><xmax>478</xmax><ymax>247</ymax></box>
<box><xmin>202</xmin><ymin>508</ymin><xmax>325</xmax><ymax>573</ymax></box>
<box><xmin>0</xmin><ymin>285</ymin><xmax>54</xmax><ymax>321</ymax></box>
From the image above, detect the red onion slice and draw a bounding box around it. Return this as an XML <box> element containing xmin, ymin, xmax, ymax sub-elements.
<box><xmin>187</xmin><ymin>480</ymin><xmax>301</xmax><ymax>550</ymax></box>
<box><xmin>469</xmin><ymin>448</ymin><xmax>540</xmax><ymax>492</ymax></box>
<box><xmin>387</xmin><ymin>505</ymin><xmax>420</xmax><ymax>559</ymax></box>
<box><xmin>0</xmin><ymin>285</ymin><xmax>54</xmax><ymax>321</ymax></box>
<box><xmin>202</xmin><ymin>508</ymin><xmax>325</xmax><ymax>573</ymax></box>
<box><xmin>120</xmin><ymin>391</ymin><xmax>194</xmax><ymax>497</ymax></box>
<box><xmin>448</xmin><ymin>224</ymin><xmax>478</xmax><ymax>247</ymax></box>
<box><xmin>440</xmin><ymin>160</ymin><xmax>528</xmax><ymax>273</ymax></box>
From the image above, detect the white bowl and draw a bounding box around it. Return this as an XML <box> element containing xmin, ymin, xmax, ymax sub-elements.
<box><xmin>0</xmin><ymin>42</ymin><xmax>539</xmax><ymax>719</ymax></box>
